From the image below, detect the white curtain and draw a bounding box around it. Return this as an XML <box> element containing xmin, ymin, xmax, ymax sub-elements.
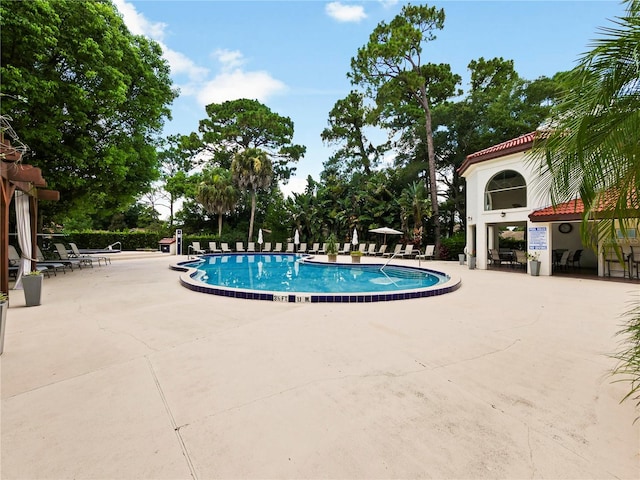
<box><xmin>14</xmin><ymin>190</ymin><xmax>32</xmax><ymax>289</ymax></box>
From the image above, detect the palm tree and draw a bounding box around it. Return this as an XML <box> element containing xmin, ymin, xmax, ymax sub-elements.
<box><xmin>529</xmin><ymin>0</ymin><xmax>639</xmax><ymax>419</ymax></box>
<box><xmin>195</xmin><ymin>167</ymin><xmax>238</xmax><ymax>236</ymax></box>
<box><xmin>231</xmin><ymin>148</ymin><xmax>273</xmax><ymax>242</ymax></box>
<box><xmin>398</xmin><ymin>181</ymin><xmax>432</xmax><ymax>236</ymax></box>
<box><xmin>530</xmin><ymin>0</ymin><xmax>639</xmax><ymax>246</ymax></box>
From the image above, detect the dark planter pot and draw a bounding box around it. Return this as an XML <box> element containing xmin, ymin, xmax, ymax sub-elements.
<box><xmin>23</xmin><ymin>275</ymin><xmax>43</xmax><ymax>307</ymax></box>
<box><xmin>0</xmin><ymin>300</ymin><xmax>7</xmax><ymax>355</ymax></box>
<box><xmin>530</xmin><ymin>260</ymin><xmax>541</xmax><ymax>276</ymax></box>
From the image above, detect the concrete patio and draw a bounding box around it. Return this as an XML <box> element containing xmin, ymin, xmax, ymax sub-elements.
<box><xmin>1</xmin><ymin>252</ymin><xmax>638</xmax><ymax>479</ymax></box>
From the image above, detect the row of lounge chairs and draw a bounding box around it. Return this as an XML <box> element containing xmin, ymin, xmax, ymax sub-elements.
<box><xmin>8</xmin><ymin>242</ymin><xmax>111</xmax><ymax>278</ymax></box>
<box><xmin>190</xmin><ymin>241</ymin><xmax>437</xmax><ymax>259</ymax></box>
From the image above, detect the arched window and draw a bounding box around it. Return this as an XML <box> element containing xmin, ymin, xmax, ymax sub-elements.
<box><xmin>484</xmin><ymin>170</ymin><xmax>527</xmax><ymax>211</ymax></box>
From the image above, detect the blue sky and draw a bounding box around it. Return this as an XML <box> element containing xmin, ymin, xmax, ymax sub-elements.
<box><xmin>114</xmin><ymin>0</ymin><xmax>626</xmax><ymax>197</ymax></box>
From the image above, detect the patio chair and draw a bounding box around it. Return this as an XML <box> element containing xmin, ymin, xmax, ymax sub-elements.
<box><xmin>308</xmin><ymin>242</ymin><xmax>320</xmax><ymax>254</ymax></box>
<box><xmin>36</xmin><ymin>246</ymin><xmax>70</xmax><ymax>274</ymax></box>
<box><xmin>488</xmin><ymin>248</ymin><xmax>502</xmax><ymax>267</ymax></box>
<box><xmin>630</xmin><ymin>246</ymin><xmax>640</xmax><ymax>279</ymax></box>
<box><xmin>416</xmin><ymin>244</ymin><xmax>435</xmax><ymax>260</ymax></box>
<box><xmin>366</xmin><ymin>244</ymin><xmax>377</xmax><ymax>256</ymax></box>
<box><xmin>359</xmin><ymin>243</ymin><xmax>367</xmax><ymax>254</ymax></box>
<box><xmin>69</xmin><ymin>242</ymin><xmax>110</xmax><ymax>266</ymax></box>
<box><xmin>285</xmin><ymin>243</ymin><xmax>295</xmax><ymax>253</ymax></box>
<box><xmin>54</xmin><ymin>243</ymin><xmax>88</xmax><ymax>269</ymax></box>
<box><xmin>298</xmin><ymin>242</ymin><xmax>307</xmax><ymax>253</ymax></box>
<box><xmin>220</xmin><ymin>243</ymin><xmax>231</xmax><ymax>253</ymax></box>
<box><xmin>273</xmin><ymin>242</ymin><xmax>283</xmax><ymax>252</ymax></box>
<box><xmin>9</xmin><ymin>245</ymin><xmax>52</xmax><ymax>276</ymax></box>
<box><xmin>398</xmin><ymin>244</ymin><xmax>415</xmax><ymax>258</ymax></box>
<box><xmin>604</xmin><ymin>248</ymin><xmax>629</xmax><ymax>278</ymax></box>
<box><xmin>556</xmin><ymin>250</ymin><xmax>572</xmax><ymax>272</ymax></box>
<box><xmin>208</xmin><ymin>242</ymin><xmax>221</xmax><ymax>253</ymax></box>
<box><xmin>514</xmin><ymin>250</ymin><xmax>527</xmax><ymax>270</ymax></box>
<box><xmin>568</xmin><ymin>249</ymin><xmax>583</xmax><ymax>269</ymax></box>
<box><xmin>247</xmin><ymin>242</ymin><xmax>256</xmax><ymax>252</ymax></box>
<box><xmin>376</xmin><ymin>245</ymin><xmax>388</xmax><ymax>256</ymax></box>
<box><xmin>339</xmin><ymin>243</ymin><xmax>351</xmax><ymax>254</ymax></box>
<box><xmin>235</xmin><ymin>242</ymin><xmax>245</xmax><ymax>252</ymax></box>
<box><xmin>262</xmin><ymin>242</ymin><xmax>272</xmax><ymax>252</ymax></box>
<box><xmin>190</xmin><ymin>242</ymin><xmax>206</xmax><ymax>255</ymax></box>
<box><xmin>382</xmin><ymin>244</ymin><xmax>403</xmax><ymax>258</ymax></box>
<box><xmin>317</xmin><ymin>243</ymin><xmax>327</xmax><ymax>254</ymax></box>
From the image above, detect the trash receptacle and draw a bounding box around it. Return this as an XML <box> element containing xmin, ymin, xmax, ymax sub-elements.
<box><xmin>159</xmin><ymin>238</ymin><xmax>176</xmax><ymax>254</ymax></box>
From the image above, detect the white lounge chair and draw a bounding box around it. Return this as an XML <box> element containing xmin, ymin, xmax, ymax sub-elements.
<box><xmin>235</xmin><ymin>242</ymin><xmax>245</xmax><ymax>252</ymax></box>
<box><xmin>366</xmin><ymin>244</ymin><xmax>377</xmax><ymax>256</ymax></box>
<box><xmin>221</xmin><ymin>243</ymin><xmax>231</xmax><ymax>253</ymax></box>
<box><xmin>273</xmin><ymin>242</ymin><xmax>283</xmax><ymax>252</ymax></box>
<box><xmin>190</xmin><ymin>242</ymin><xmax>206</xmax><ymax>255</ymax></box>
<box><xmin>285</xmin><ymin>243</ymin><xmax>295</xmax><ymax>253</ymax></box>
<box><xmin>382</xmin><ymin>244</ymin><xmax>402</xmax><ymax>257</ymax></box>
<box><xmin>247</xmin><ymin>242</ymin><xmax>256</xmax><ymax>252</ymax></box>
<box><xmin>298</xmin><ymin>242</ymin><xmax>307</xmax><ymax>253</ymax></box>
<box><xmin>209</xmin><ymin>242</ymin><xmax>221</xmax><ymax>253</ymax></box>
<box><xmin>308</xmin><ymin>242</ymin><xmax>320</xmax><ymax>254</ymax></box>
<box><xmin>339</xmin><ymin>243</ymin><xmax>351</xmax><ymax>254</ymax></box>
<box><xmin>262</xmin><ymin>242</ymin><xmax>272</xmax><ymax>252</ymax></box>
<box><xmin>416</xmin><ymin>244</ymin><xmax>435</xmax><ymax>260</ymax></box>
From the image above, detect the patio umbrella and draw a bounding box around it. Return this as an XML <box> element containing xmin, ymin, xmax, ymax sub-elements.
<box><xmin>369</xmin><ymin>226</ymin><xmax>402</xmax><ymax>245</ymax></box>
<box><xmin>294</xmin><ymin>229</ymin><xmax>300</xmax><ymax>252</ymax></box>
<box><xmin>352</xmin><ymin>228</ymin><xmax>358</xmax><ymax>246</ymax></box>
<box><xmin>257</xmin><ymin>228</ymin><xmax>263</xmax><ymax>251</ymax></box>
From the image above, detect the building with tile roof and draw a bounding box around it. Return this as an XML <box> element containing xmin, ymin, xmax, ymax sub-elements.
<box><xmin>458</xmin><ymin>132</ymin><xmax>638</xmax><ymax>278</ymax></box>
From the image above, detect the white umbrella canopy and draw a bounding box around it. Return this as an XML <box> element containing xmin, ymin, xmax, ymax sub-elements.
<box><xmin>369</xmin><ymin>226</ymin><xmax>402</xmax><ymax>245</ymax></box>
<box><xmin>257</xmin><ymin>229</ymin><xmax>263</xmax><ymax>245</ymax></box>
<box><xmin>294</xmin><ymin>229</ymin><xmax>300</xmax><ymax>245</ymax></box>
<box><xmin>352</xmin><ymin>228</ymin><xmax>358</xmax><ymax>246</ymax></box>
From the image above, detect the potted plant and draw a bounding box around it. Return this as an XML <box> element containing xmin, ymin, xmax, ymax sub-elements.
<box><xmin>527</xmin><ymin>251</ymin><xmax>541</xmax><ymax>276</ymax></box>
<box><xmin>465</xmin><ymin>247</ymin><xmax>476</xmax><ymax>269</ymax></box>
<box><xmin>326</xmin><ymin>234</ymin><xmax>338</xmax><ymax>263</ymax></box>
<box><xmin>0</xmin><ymin>292</ymin><xmax>7</xmax><ymax>355</ymax></box>
<box><xmin>350</xmin><ymin>250</ymin><xmax>363</xmax><ymax>263</ymax></box>
<box><xmin>22</xmin><ymin>270</ymin><xmax>43</xmax><ymax>306</ymax></box>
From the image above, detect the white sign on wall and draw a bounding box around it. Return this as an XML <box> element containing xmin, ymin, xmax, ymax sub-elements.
<box><xmin>528</xmin><ymin>226</ymin><xmax>547</xmax><ymax>250</ymax></box>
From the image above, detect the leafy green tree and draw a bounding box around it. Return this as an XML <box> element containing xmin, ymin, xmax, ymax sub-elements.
<box><xmin>0</xmin><ymin>0</ymin><xmax>177</xmax><ymax>224</ymax></box>
<box><xmin>321</xmin><ymin>91</ymin><xmax>388</xmax><ymax>176</ymax></box>
<box><xmin>195</xmin><ymin>168</ymin><xmax>239</xmax><ymax>236</ymax></box>
<box><xmin>191</xmin><ymin>99</ymin><xmax>305</xmax><ymax>182</ymax></box>
<box><xmin>349</xmin><ymin>4</ymin><xmax>461</xmax><ymax>250</ymax></box>
<box><xmin>530</xmin><ymin>0</ymin><xmax>639</xmax><ymax>417</ymax></box>
<box><xmin>432</xmin><ymin>57</ymin><xmax>562</xmax><ymax>235</ymax></box>
<box><xmin>158</xmin><ymin>135</ymin><xmax>195</xmax><ymax>226</ymax></box>
<box><xmin>231</xmin><ymin>148</ymin><xmax>273</xmax><ymax>242</ymax></box>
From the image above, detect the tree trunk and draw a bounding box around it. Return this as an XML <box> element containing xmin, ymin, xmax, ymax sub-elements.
<box><xmin>217</xmin><ymin>211</ymin><xmax>223</xmax><ymax>237</ymax></box>
<box><xmin>248</xmin><ymin>191</ymin><xmax>256</xmax><ymax>243</ymax></box>
<box><xmin>422</xmin><ymin>93</ymin><xmax>440</xmax><ymax>254</ymax></box>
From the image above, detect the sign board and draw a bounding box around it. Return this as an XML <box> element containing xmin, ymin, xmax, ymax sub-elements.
<box><xmin>175</xmin><ymin>229</ymin><xmax>183</xmax><ymax>255</ymax></box>
<box><xmin>528</xmin><ymin>226</ymin><xmax>547</xmax><ymax>250</ymax></box>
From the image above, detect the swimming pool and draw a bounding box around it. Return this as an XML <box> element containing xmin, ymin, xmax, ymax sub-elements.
<box><xmin>173</xmin><ymin>253</ymin><xmax>460</xmax><ymax>303</ymax></box>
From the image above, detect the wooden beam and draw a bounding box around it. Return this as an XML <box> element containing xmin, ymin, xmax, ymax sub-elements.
<box><xmin>0</xmin><ymin>163</ymin><xmax>46</xmax><ymax>186</ymax></box>
<box><xmin>37</xmin><ymin>189</ymin><xmax>60</xmax><ymax>201</ymax></box>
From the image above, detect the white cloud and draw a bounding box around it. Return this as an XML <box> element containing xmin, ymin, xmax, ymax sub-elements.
<box><xmin>379</xmin><ymin>0</ymin><xmax>399</xmax><ymax>8</ymax></box>
<box><xmin>194</xmin><ymin>50</ymin><xmax>287</xmax><ymax>106</ymax></box>
<box><xmin>114</xmin><ymin>1</ymin><xmax>285</xmax><ymax>106</ymax></box>
<box><xmin>325</xmin><ymin>2</ymin><xmax>367</xmax><ymax>22</ymax></box>
<box><xmin>280</xmin><ymin>177</ymin><xmax>308</xmax><ymax>199</ymax></box>
<box><xmin>196</xmin><ymin>70</ymin><xmax>287</xmax><ymax>106</ymax></box>
<box><xmin>114</xmin><ymin>0</ymin><xmax>208</xmax><ymax>83</ymax></box>
<box><xmin>113</xmin><ymin>0</ymin><xmax>166</xmax><ymax>40</ymax></box>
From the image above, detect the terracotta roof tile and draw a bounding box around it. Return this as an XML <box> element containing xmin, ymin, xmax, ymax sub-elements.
<box><xmin>458</xmin><ymin>131</ymin><xmax>540</xmax><ymax>175</ymax></box>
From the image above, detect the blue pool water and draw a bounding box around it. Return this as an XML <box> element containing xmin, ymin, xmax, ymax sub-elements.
<box><xmin>180</xmin><ymin>253</ymin><xmax>449</xmax><ymax>294</ymax></box>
